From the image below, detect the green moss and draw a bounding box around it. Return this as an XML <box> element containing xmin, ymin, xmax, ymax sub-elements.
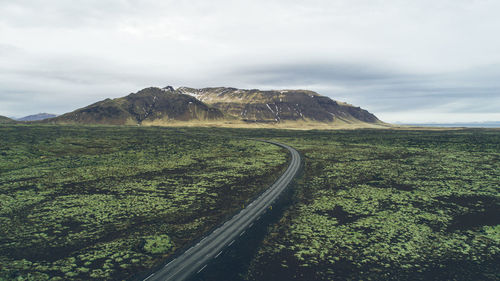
<box><xmin>0</xmin><ymin>125</ymin><xmax>288</xmax><ymax>280</ymax></box>
<box><xmin>143</xmin><ymin>235</ymin><xmax>173</xmax><ymax>254</ymax></box>
<box><xmin>244</xmin><ymin>129</ymin><xmax>500</xmax><ymax>281</ymax></box>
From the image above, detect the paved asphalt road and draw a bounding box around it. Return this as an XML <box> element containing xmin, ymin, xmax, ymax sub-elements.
<box><xmin>143</xmin><ymin>140</ymin><xmax>301</xmax><ymax>281</ymax></box>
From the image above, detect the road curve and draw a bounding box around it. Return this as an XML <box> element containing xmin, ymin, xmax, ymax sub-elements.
<box><xmin>142</xmin><ymin>140</ymin><xmax>301</xmax><ymax>281</ymax></box>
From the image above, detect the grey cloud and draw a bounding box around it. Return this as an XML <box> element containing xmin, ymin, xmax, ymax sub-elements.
<box><xmin>227</xmin><ymin>61</ymin><xmax>500</xmax><ymax>115</ymax></box>
<box><xmin>1</xmin><ymin>0</ymin><xmax>500</xmax><ymax>122</ymax></box>
<box><xmin>0</xmin><ymin>0</ymin><xmax>136</xmax><ymax>27</ymax></box>
<box><xmin>0</xmin><ymin>44</ymin><xmax>23</xmax><ymax>55</ymax></box>
<box><xmin>233</xmin><ymin>62</ymin><xmax>403</xmax><ymax>84</ymax></box>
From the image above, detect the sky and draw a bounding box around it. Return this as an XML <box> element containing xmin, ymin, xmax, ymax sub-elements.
<box><xmin>1</xmin><ymin>0</ymin><xmax>499</xmax><ymax>123</ymax></box>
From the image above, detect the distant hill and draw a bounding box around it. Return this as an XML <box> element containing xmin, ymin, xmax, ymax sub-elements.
<box><xmin>402</xmin><ymin>121</ymin><xmax>500</xmax><ymax>128</ymax></box>
<box><xmin>44</xmin><ymin>86</ymin><xmax>384</xmax><ymax>128</ymax></box>
<box><xmin>17</xmin><ymin>113</ymin><xmax>57</xmax><ymax>121</ymax></box>
<box><xmin>0</xmin><ymin>115</ymin><xmax>16</xmax><ymax>124</ymax></box>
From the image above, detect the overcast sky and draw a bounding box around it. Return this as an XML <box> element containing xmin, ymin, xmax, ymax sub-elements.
<box><xmin>1</xmin><ymin>0</ymin><xmax>499</xmax><ymax>122</ymax></box>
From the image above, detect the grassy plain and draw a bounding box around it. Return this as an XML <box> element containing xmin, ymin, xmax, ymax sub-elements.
<box><xmin>240</xmin><ymin>129</ymin><xmax>500</xmax><ymax>281</ymax></box>
<box><xmin>0</xmin><ymin>125</ymin><xmax>288</xmax><ymax>280</ymax></box>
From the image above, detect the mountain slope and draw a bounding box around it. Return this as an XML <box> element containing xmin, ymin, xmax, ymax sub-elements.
<box><xmin>45</xmin><ymin>86</ymin><xmax>383</xmax><ymax>128</ymax></box>
<box><xmin>178</xmin><ymin>87</ymin><xmax>380</xmax><ymax>124</ymax></box>
<box><xmin>17</xmin><ymin>113</ymin><xmax>57</xmax><ymax>121</ymax></box>
<box><xmin>0</xmin><ymin>115</ymin><xmax>16</xmax><ymax>124</ymax></box>
<box><xmin>48</xmin><ymin>87</ymin><xmax>224</xmax><ymax>125</ymax></box>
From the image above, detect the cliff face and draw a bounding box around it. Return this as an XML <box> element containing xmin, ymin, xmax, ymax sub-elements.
<box><xmin>178</xmin><ymin>87</ymin><xmax>380</xmax><ymax>124</ymax></box>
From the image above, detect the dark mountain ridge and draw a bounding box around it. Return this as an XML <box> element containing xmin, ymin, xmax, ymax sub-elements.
<box><xmin>178</xmin><ymin>87</ymin><xmax>380</xmax><ymax>124</ymax></box>
<box><xmin>43</xmin><ymin>86</ymin><xmax>383</xmax><ymax>128</ymax></box>
<box><xmin>49</xmin><ymin>87</ymin><xmax>224</xmax><ymax>125</ymax></box>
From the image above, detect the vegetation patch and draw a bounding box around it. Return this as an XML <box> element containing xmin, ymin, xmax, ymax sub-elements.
<box><xmin>143</xmin><ymin>235</ymin><xmax>173</xmax><ymax>255</ymax></box>
<box><xmin>0</xmin><ymin>125</ymin><xmax>288</xmax><ymax>280</ymax></box>
<box><xmin>242</xmin><ymin>129</ymin><xmax>500</xmax><ymax>281</ymax></box>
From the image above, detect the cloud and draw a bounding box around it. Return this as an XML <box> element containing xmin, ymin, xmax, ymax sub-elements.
<box><xmin>0</xmin><ymin>0</ymin><xmax>499</xmax><ymax>122</ymax></box>
<box><xmin>226</xmin><ymin>61</ymin><xmax>500</xmax><ymax>120</ymax></box>
<box><xmin>231</xmin><ymin>61</ymin><xmax>401</xmax><ymax>85</ymax></box>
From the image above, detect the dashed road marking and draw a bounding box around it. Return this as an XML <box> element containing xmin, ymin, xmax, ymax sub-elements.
<box><xmin>140</xmin><ymin>142</ymin><xmax>301</xmax><ymax>281</ymax></box>
<box><xmin>197</xmin><ymin>265</ymin><xmax>207</xmax><ymax>274</ymax></box>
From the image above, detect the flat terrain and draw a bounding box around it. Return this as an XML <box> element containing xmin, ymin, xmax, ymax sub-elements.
<box><xmin>1</xmin><ymin>126</ymin><xmax>499</xmax><ymax>281</ymax></box>
<box><xmin>147</xmin><ymin>141</ymin><xmax>301</xmax><ymax>281</ymax></box>
<box><xmin>240</xmin><ymin>129</ymin><xmax>500</xmax><ymax>281</ymax></box>
<box><xmin>0</xmin><ymin>125</ymin><xmax>288</xmax><ymax>280</ymax></box>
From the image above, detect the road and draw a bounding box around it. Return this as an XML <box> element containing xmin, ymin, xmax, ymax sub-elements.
<box><xmin>143</xmin><ymin>140</ymin><xmax>301</xmax><ymax>281</ymax></box>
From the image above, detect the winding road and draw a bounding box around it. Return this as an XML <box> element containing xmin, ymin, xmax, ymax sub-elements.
<box><xmin>143</xmin><ymin>140</ymin><xmax>301</xmax><ymax>281</ymax></box>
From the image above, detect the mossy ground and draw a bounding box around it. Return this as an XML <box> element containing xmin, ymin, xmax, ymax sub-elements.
<box><xmin>240</xmin><ymin>129</ymin><xmax>500</xmax><ymax>281</ymax></box>
<box><xmin>2</xmin><ymin>125</ymin><xmax>498</xmax><ymax>281</ymax></box>
<box><xmin>0</xmin><ymin>125</ymin><xmax>288</xmax><ymax>280</ymax></box>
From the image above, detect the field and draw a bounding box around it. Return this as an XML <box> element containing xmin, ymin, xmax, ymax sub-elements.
<box><xmin>0</xmin><ymin>125</ymin><xmax>288</xmax><ymax>280</ymax></box>
<box><xmin>242</xmin><ymin>129</ymin><xmax>500</xmax><ymax>281</ymax></box>
<box><xmin>1</xmin><ymin>125</ymin><xmax>499</xmax><ymax>281</ymax></box>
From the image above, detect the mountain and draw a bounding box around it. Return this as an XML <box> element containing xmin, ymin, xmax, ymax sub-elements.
<box><xmin>17</xmin><ymin>113</ymin><xmax>57</xmax><ymax>121</ymax></box>
<box><xmin>178</xmin><ymin>87</ymin><xmax>381</xmax><ymax>125</ymax></box>
<box><xmin>48</xmin><ymin>87</ymin><xmax>224</xmax><ymax>125</ymax></box>
<box><xmin>44</xmin><ymin>86</ymin><xmax>384</xmax><ymax>128</ymax></box>
<box><xmin>0</xmin><ymin>115</ymin><xmax>16</xmax><ymax>124</ymax></box>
